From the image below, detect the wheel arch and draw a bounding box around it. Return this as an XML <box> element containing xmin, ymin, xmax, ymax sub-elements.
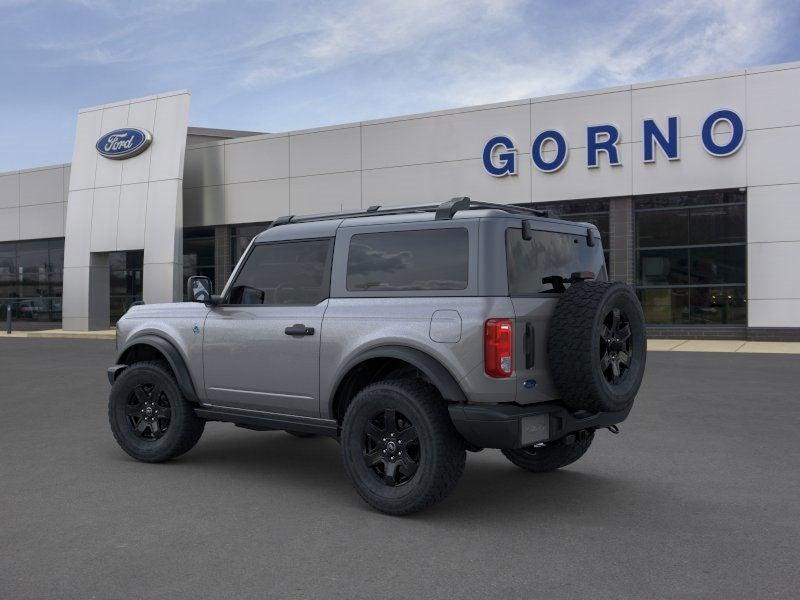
<box><xmin>114</xmin><ymin>335</ymin><xmax>200</xmax><ymax>403</ymax></box>
<box><xmin>329</xmin><ymin>345</ymin><xmax>467</xmax><ymax>424</ymax></box>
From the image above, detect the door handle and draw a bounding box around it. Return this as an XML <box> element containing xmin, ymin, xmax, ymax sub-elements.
<box><xmin>285</xmin><ymin>323</ymin><xmax>315</xmax><ymax>336</ymax></box>
<box><xmin>524</xmin><ymin>322</ymin><xmax>535</xmax><ymax>369</ymax></box>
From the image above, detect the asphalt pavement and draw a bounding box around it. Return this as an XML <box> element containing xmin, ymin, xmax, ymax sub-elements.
<box><xmin>1</xmin><ymin>338</ymin><xmax>798</xmax><ymax>599</ymax></box>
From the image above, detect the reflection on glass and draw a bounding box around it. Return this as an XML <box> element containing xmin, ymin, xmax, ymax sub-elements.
<box><xmin>635</xmin><ymin>189</ymin><xmax>746</xmax><ymax>326</ymax></box>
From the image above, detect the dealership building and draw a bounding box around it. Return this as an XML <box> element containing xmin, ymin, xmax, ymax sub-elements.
<box><xmin>0</xmin><ymin>60</ymin><xmax>799</xmax><ymax>339</ymax></box>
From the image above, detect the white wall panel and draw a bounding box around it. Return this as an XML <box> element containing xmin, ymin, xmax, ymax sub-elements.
<box><xmin>225</xmin><ymin>178</ymin><xmax>289</xmax><ymax>224</ymax></box>
<box><xmin>116</xmin><ymin>183</ymin><xmax>148</xmax><ymax>250</ymax></box>
<box><xmin>534</xmin><ymin>90</ymin><xmax>631</xmax><ymax>147</ymax></box>
<box><xmin>94</xmin><ymin>104</ymin><xmax>129</xmax><ymax>189</ymax></box>
<box><xmin>290</xmin><ymin>127</ymin><xmax>360</xmax><ymax>177</ymax></box>
<box><xmin>746</xmin><ymin>126</ymin><xmax>800</xmax><ymax>187</ymax></box>
<box><xmin>149</xmin><ymin>93</ymin><xmax>191</xmax><ymax>182</ymax></box>
<box><xmin>363</xmin><ymin>158</ymin><xmax>531</xmax><ymax>207</ymax></box>
<box><xmin>746</xmin><ymin>68</ymin><xmax>800</xmax><ymax>130</ymax></box>
<box><xmin>748</xmin><ymin>241</ymin><xmax>800</xmax><ymax>300</ymax></box>
<box><xmin>184</xmin><ymin>185</ymin><xmax>225</xmax><ymax>227</ymax></box>
<box><xmin>121</xmin><ymin>100</ymin><xmax>157</xmax><ymax>185</ymax></box>
<box><xmin>290</xmin><ymin>171</ymin><xmax>361</xmax><ymax>215</ymax></box>
<box><xmin>747</xmin><ymin>184</ymin><xmax>800</xmax><ymax>243</ymax></box>
<box><xmin>362</xmin><ymin>103</ymin><xmax>529</xmax><ymax>169</ymax></box>
<box><xmin>69</xmin><ymin>109</ymin><xmax>103</xmax><ymax>191</ymax></box>
<box><xmin>63</xmin><ymin>189</ymin><xmax>93</xmax><ymax>268</ymax></box>
<box><xmin>0</xmin><ymin>173</ymin><xmax>19</xmax><ymax>209</ymax></box>
<box><xmin>225</xmin><ymin>136</ymin><xmax>289</xmax><ymax>183</ymax></box>
<box><xmin>19</xmin><ymin>167</ymin><xmax>64</xmax><ymax>206</ymax></box>
<box><xmin>0</xmin><ymin>207</ymin><xmax>19</xmax><ymax>240</ymax></box>
<box><xmin>89</xmin><ymin>186</ymin><xmax>120</xmax><ymax>252</ymax></box>
<box><xmin>185</xmin><ymin>144</ymin><xmax>224</xmax><ymax>188</ymax></box>
<box><xmin>144</xmin><ymin>179</ymin><xmax>181</xmax><ymax>264</ymax></box>
<box><xmin>631</xmin><ymin>76</ymin><xmax>746</xmax><ymax>141</ymax></box>
<box><xmin>748</xmin><ymin>299</ymin><xmax>800</xmax><ymax>327</ymax></box>
<box><xmin>532</xmin><ymin>144</ymin><xmax>632</xmax><ymax>202</ymax></box>
<box><xmin>19</xmin><ymin>202</ymin><xmax>64</xmax><ymax>240</ymax></box>
<box><xmin>632</xmin><ymin>139</ymin><xmax>746</xmax><ymax>195</ymax></box>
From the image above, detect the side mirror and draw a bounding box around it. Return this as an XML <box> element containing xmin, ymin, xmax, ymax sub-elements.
<box><xmin>187</xmin><ymin>275</ymin><xmax>213</xmax><ymax>304</ymax></box>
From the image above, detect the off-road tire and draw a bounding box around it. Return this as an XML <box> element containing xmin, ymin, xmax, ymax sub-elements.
<box><xmin>341</xmin><ymin>380</ymin><xmax>466</xmax><ymax>515</ymax></box>
<box><xmin>548</xmin><ymin>281</ymin><xmax>646</xmax><ymax>413</ymax></box>
<box><xmin>502</xmin><ymin>430</ymin><xmax>594</xmax><ymax>473</ymax></box>
<box><xmin>109</xmin><ymin>361</ymin><xmax>205</xmax><ymax>463</ymax></box>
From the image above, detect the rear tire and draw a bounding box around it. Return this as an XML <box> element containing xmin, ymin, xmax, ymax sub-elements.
<box><xmin>502</xmin><ymin>430</ymin><xmax>594</xmax><ymax>473</ymax></box>
<box><xmin>108</xmin><ymin>361</ymin><xmax>205</xmax><ymax>463</ymax></box>
<box><xmin>341</xmin><ymin>380</ymin><xmax>466</xmax><ymax>515</ymax></box>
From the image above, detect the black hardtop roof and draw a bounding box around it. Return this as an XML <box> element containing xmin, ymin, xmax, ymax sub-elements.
<box><xmin>251</xmin><ymin>197</ymin><xmax>600</xmax><ymax>244</ymax></box>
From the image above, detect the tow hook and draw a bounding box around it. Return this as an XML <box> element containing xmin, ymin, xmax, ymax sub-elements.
<box><xmin>606</xmin><ymin>425</ymin><xmax>620</xmax><ymax>435</ymax></box>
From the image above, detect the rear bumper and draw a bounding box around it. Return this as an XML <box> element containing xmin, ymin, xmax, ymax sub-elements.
<box><xmin>448</xmin><ymin>401</ymin><xmax>632</xmax><ymax>450</ymax></box>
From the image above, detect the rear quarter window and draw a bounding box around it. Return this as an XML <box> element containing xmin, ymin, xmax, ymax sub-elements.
<box><xmin>346</xmin><ymin>228</ymin><xmax>468</xmax><ymax>292</ymax></box>
<box><xmin>506</xmin><ymin>227</ymin><xmax>606</xmax><ymax>295</ymax></box>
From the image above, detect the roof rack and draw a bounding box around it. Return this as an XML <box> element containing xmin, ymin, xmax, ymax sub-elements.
<box><xmin>267</xmin><ymin>197</ymin><xmax>548</xmax><ymax>229</ymax></box>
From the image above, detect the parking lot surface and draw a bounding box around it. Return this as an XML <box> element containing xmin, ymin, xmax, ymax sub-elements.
<box><xmin>1</xmin><ymin>338</ymin><xmax>799</xmax><ymax>599</ymax></box>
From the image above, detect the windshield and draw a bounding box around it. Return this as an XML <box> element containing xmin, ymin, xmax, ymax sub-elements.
<box><xmin>506</xmin><ymin>227</ymin><xmax>606</xmax><ymax>295</ymax></box>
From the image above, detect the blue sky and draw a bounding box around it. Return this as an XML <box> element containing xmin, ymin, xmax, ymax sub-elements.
<box><xmin>1</xmin><ymin>0</ymin><xmax>798</xmax><ymax>171</ymax></box>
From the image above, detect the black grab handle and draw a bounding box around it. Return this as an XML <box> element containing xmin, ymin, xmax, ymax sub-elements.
<box><xmin>284</xmin><ymin>324</ymin><xmax>315</xmax><ymax>336</ymax></box>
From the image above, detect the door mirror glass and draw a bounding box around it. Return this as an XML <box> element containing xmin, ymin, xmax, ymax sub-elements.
<box><xmin>187</xmin><ymin>275</ymin><xmax>213</xmax><ymax>303</ymax></box>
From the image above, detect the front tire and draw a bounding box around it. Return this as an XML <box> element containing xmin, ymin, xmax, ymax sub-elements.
<box><xmin>502</xmin><ymin>430</ymin><xmax>594</xmax><ymax>473</ymax></box>
<box><xmin>108</xmin><ymin>361</ymin><xmax>205</xmax><ymax>463</ymax></box>
<box><xmin>341</xmin><ymin>380</ymin><xmax>466</xmax><ymax>515</ymax></box>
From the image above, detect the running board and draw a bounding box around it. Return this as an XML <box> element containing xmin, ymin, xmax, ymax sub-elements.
<box><xmin>194</xmin><ymin>405</ymin><xmax>339</xmax><ymax>437</ymax></box>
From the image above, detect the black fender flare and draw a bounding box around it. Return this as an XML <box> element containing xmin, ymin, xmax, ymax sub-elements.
<box><xmin>328</xmin><ymin>345</ymin><xmax>467</xmax><ymax>416</ymax></box>
<box><xmin>114</xmin><ymin>334</ymin><xmax>200</xmax><ymax>403</ymax></box>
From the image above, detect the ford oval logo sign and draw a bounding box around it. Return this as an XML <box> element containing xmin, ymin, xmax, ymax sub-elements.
<box><xmin>96</xmin><ymin>128</ymin><xmax>152</xmax><ymax>160</ymax></box>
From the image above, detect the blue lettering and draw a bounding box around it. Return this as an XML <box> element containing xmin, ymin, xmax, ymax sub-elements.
<box><xmin>587</xmin><ymin>124</ymin><xmax>621</xmax><ymax>168</ymax></box>
<box><xmin>702</xmin><ymin>109</ymin><xmax>745</xmax><ymax>157</ymax></box>
<box><xmin>643</xmin><ymin>116</ymin><xmax>679</xmax><ymax>162</ymax></box>
<box><xmin>482</xmin><ymin>135</ymin><xmax>517</xmax><ymax>176</ymax></box>
<box><xmin>531</xmin><ymin>130</ymin><xmax>568</xmax><ymax>173</ymax></box>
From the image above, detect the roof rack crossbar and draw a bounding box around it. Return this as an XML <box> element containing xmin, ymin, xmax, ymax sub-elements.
<box><xmin>267</xmin><ymin>197</ymin><xmax>549</xmax><ymax>228</ymax></box>
<box><xmin>435</xmin><ymin>197</ymin><xmax>471</xmax><ymax>220</ymax></box>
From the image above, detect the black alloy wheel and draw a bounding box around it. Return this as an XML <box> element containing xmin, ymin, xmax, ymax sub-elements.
<box><xmin>109</xmin><ymin>361</ymin><xmax>205</xmax><ymax>463</ymax></box>
<box><xmin>599</xmin><ymin>307</ymin><xmax>632</xmax><ymax>384</ymax></box>
<box><xmin>340</xmin><ymin>380</ymin><xmax>466</xmax><ymax>515</ymax></box>
<box><xmin>363</xmin><ymin>408</ymin><xmax>420</xmax><ymax>486</ymax></box>
<box><xmin>126</xmin><ymin>383</ymin><xmax>172</xmax><ymax>440</ymax></box>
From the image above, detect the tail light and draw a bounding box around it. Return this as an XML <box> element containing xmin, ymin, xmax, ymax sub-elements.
<box><xmin>485</xmin><ymin>319</ymin><xmax>513</xmax><ymax>378</ymax></box>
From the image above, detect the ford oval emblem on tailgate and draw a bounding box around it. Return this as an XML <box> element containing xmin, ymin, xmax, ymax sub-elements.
<box><xmin>96</xmin><ymin>128</ymin><xmax>152</xmax><ymax>160</ymax></box>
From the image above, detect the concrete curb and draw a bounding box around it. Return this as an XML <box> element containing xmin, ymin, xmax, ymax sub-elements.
<box><xmin>648</xmin><ymin>339</ymin><xmax>800</xmax><ymax>354</ymax></box>
<box><xmin>0</xmin><ymin>329</ymin><xmax>116</xmax><ymax>341</ymax></box>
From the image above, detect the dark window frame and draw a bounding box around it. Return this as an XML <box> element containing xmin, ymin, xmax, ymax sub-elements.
<box><xmin>224</xmin><ymin>237</ymin><xmax>334</xmax><ymax>307</ymax></box>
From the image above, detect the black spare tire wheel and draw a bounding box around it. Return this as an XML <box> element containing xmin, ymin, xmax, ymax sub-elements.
<box><xmin>547</xmin><ymin>281</ymin><xmax>646</xmax><ymax>413</ymax></box>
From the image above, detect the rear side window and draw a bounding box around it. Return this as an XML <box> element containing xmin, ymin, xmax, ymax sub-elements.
<box><xmin>347</xmin><ymin>228</ymin><xmax>468</xmax><ymax>292</ymax></box>
<box><xmin>229</xmin><ymin>239</ymin><xmax>332</xmax><ymax>305</ymax></box>
<box><xmin>506</xmin><ymin>228</ymin><xmax>605</xmax><ymax>295</ymax></box>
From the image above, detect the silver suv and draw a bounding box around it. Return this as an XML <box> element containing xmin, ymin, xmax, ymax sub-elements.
<box><xmin>108</xmin><ymin>197</ymin><xmax>646</xmax><ymax>515</ymax></box>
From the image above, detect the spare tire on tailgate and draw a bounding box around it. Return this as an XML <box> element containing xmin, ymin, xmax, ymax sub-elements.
<box><xmin>547</xmin><ymin>281</ymin><xmax>646</xmax><ymax>413</ymax></box>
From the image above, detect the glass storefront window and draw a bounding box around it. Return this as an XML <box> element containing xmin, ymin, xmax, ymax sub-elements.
<box><xmin>183</xmin><ymin>227</ymin><xmax>216</xmax><ymax>298</ymax></box>
<box><xmin>231</xmin><ymin>222</ymin><xmax>271</xmax><ymax>264</ymax></box>
<box><xmin>0</xmin><ymin>238</ymin><xmax>64</xmax><ymax>325</ymax></box>
<box><xmin>109</xmin><ymin>250</ymin><xmax>144</xmax><ymax>324</ymax></box>
<box><xmin>635</xmin><ymin>189</ymin><xmax>746</xmax><ymax>326</ymax></box>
